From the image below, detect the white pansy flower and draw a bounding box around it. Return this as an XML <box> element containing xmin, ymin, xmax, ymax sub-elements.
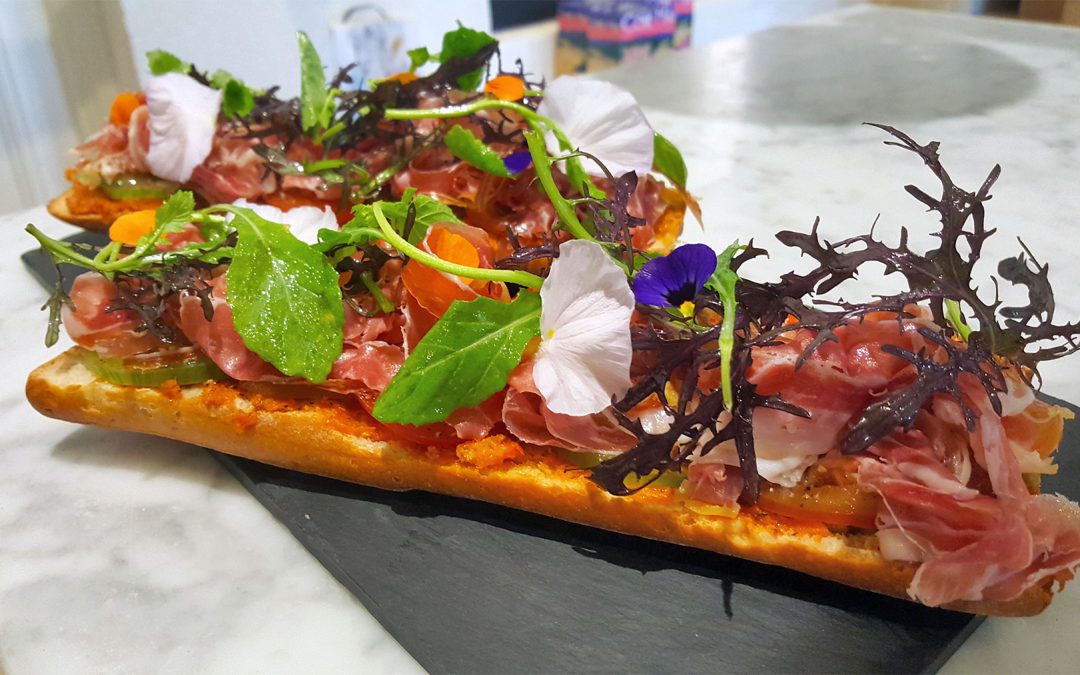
<box><xmin>145</xmin><ymin>73</ymin><xmax>222</xmax><ymax>182</ymax></box>
<box><xmin>536</xmin><ymin>76</ymin><xmax>654</xmax><ymax>177</ymax></box>
<box><xmin>230</xmin><ymin>199</ymin><xmax>337</xmax><ymax>244</ymax></box>
<box><xmin>533</xmin><ymin>240</ymin><xmax>635</xmax><ymax>416</ymax></box>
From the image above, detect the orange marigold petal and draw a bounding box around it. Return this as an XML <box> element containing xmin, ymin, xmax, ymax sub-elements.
<box><xmin>484</xmin><ymin>74</ymin><xmax>526</xmax><ymax>102</ymax></box>
<box><xmin>109</xmin><ymin>91</ymin><xmax>142</xmax><ymax>126</ymax></box>
<box><xmin>109</xmin><ymin>209</ymin><xmax>157</xmax><ymax>246</ymax></box>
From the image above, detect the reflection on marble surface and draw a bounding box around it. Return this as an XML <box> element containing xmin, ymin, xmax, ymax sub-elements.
<box><xmin>607</xmin><ymin>24</ymin><xmax>1038</xmax><ymax>124</ymax></box>
<box><xmin>3</xmin><ymin>5</ymin><xmax>1080</xmax><ymax>673</ymax></box>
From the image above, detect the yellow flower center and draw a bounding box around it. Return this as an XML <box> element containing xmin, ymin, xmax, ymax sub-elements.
<box><xmin>678</xmin><ymin>300</ymin><xmax>696</xmax><ymax>318</ymax></box>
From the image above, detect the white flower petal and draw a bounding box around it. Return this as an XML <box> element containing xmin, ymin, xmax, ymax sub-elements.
<box><xmin>536</xmin><ymin>76</ymin><xmax>654</xmax><ymax>177</ymax></box>
<box><xmin>230</xmin><ymin>199</ymin><xmax>337</xmax><ymax>244</ymax></box>
<box><xmin>534</xmin><ymin>240</ymin><xmax>634</xmax><ymax>416</ymax></box>
<box><xmin>145</xmin><ymin>73</ymin><xmax>221</xmax><ymax>182</ymax></box>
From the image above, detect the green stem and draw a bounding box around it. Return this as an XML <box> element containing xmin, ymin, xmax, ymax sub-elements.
<box><xmin>385</xmin><ymin>99</ymin><xmax>538</xmax><ymax>122</ymax></box>
<box><xmin>372</xmin><ymin>203</ymin><xmax>544</xmax><ymax>289</ymax></box>
<box><xmin>524</xmin><ymin>129</ymin><xmax>592</xmax><ymax>241</ymax></box>
<box><xmin>359</xmin><ymin>271</ymin><xmax>395</xmax><ymax>314</ymax></box>
<box><xmin>945</xmin><ymin>298</ymin><xmax>973</xmax><ymax>341</ymax></box>
<box><xmin>27</xmin><ymin>224</ymin><xmax>98</xmax><ymax>269</ymax></box>
<box><xmin>718</xmin><ymin>296</ymin><xmax>736</xmax><ymax>411</ymax></box>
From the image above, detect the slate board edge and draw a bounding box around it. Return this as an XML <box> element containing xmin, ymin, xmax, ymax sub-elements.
<box><xmin>215</xmin><ymin>451</ymin><xmax>988</xmax><ymax>675</ymax></box>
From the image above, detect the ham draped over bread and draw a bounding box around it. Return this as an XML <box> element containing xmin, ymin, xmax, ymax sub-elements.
<box><xmin>63</xmin><ymin>251</ymin><xmax>1080</xmax><ymax>608</ymax></box>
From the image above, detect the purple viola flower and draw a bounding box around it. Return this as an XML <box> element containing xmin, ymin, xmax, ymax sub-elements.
<box><xmin>503</xmin><ymin>150</ymin><xmax>533</xmax><ymax>175</ymax></box>
<box><xmin>633</xmin><ymin>243</ymin><xmax>717</xmax><ymax>307</ymax></box>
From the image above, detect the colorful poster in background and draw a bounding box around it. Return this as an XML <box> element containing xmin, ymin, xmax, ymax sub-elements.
<box><xmin>556</xmin><ymin>0</ymin><xmax>692</xmax><ymax>75</ymax></box>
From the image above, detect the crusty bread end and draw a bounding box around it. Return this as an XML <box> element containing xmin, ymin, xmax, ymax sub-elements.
<box><xmin>47</xmin><ymin>187</ymin><xmax>165</xmax><ymax>231</ymax></box>
<box><xmin>26</xmin><ymin>348</ymin><xmax>1065</xmax><ymax>616</ymax></box>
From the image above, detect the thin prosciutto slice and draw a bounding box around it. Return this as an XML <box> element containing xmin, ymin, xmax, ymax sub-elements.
<box><xmin>63</xmin><ymin>272</ymin><xmax>163</xmax><ymax>358</ymax></box>
<box><xmin>502</xmin><ymin>360</ymin><xmax>636</xmax><ymax>451</ymax></box>
<box><xmin>176</xmin><ymin>275</ymin><xmax>279</xmax><ymax>381</ymax></box>
<box><xmin>859</xmin><ymin>382</ymin><xmax>1080</xmax><ymax>606</ymax></box>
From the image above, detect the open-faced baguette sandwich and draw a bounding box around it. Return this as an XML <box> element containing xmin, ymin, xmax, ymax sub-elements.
<box><xmin>27</xmin><ymin>29</ymin><xmax>1080</xmax><ymax>617</ymax></box>
<box><xmin>51</xmin><ymin>28</ymin><xmax>690</xmax><ymax>240</ymax></box>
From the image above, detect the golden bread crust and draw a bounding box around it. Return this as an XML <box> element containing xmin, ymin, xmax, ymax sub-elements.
<box><xmin>47</xmin><ymin>186</ymin><xmax>164</xmax><ymax>231</ymax></box>
<box><xmin>25</xmin><ymin>348</ymin><xmax>1060</xmax><ymax>616</ymax></box>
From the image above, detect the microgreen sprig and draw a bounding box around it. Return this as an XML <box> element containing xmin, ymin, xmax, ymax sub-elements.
<box><xmin>370</xmin><ymin>202</ymin><xmax>544</xmax><ymax>289</ymax></box>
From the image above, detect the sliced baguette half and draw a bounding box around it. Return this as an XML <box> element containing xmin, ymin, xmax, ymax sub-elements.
<box><xmin>25</xmin><ymin>348</ymin><xmax>1065</xmax><ymax>616</ymax></box>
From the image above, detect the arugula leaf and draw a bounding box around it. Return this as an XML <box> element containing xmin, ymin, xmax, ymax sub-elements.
<box><xmin>373</xmin><ymin>292</ymin><xmax>541</xmax><ymax>424</ymax></box>
<box><xmin>297</xmin><ymin>31</ymin><xmax>333</xmax><ymax>133</ymax></box>
<box><xmin>652</xmin><ymin>132</ymin><xmax>687</xmax><ymax>190</ymax></box>
<box><xmin>439</xmin><ymin>22</ymin><xmax>496</xmax><ymax>91</ymax></box>
<box><xmin>407</xmin><ymin>46</ymin><xmax>432</xmax><ymax>71</ymax></box>
<box><xmin>225</xmin><ymin>206</ymin><xmax>344</xmax><ymax>382</ymax></box>
<box><xmin>207</xmin><ymin>70</ymin><xmax>256</xmax><ymax>117</ymax></box>
<box><xmin>147</xmin><ymin>49</ymin><xmax>189</xmax><ymax>76</ymax></box>
<box><xmin>343</xmin><ymin>188</ymin><xmax>462</xmax><ymax>247</ymax></box>
<box><xmin>444</xmin><ymin>126</ymin><xmax>512</xmax><ymax>178</ymax></box>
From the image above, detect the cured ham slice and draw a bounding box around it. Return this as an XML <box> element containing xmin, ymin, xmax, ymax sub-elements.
<box><xmin>63</xmin><ymin>272</ymin><xmax>163</xmax><ymax>357</ymax></box>
<box><xmin>502</xmin><ymin>360</ymin><xmax>636</xmax><ymax>451</ymax></box>
<box><xmin>176</xmin><ymin>275</ymin><xmax>279</xmax><ymax>381</ymax></box>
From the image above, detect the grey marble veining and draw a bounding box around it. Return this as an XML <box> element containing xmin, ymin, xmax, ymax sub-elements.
<box><xmin>3</xmin><ymin>5</ymin><xmax>1080</xmax><ymax>673</ymax></box>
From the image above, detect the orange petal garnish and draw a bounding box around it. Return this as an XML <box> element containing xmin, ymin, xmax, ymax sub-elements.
<box><xmin>386</xmin><ymin>71</ymin><xmax>419</xmax><ymax>85</ymax></box>
<box><xmin>109</xmin><ymin>92</ymin><xmax>143</xmax><ymax>126</ymax></box>
<box><xmin>109</xmin><ymin>209</ymin><xmax>157</xmax><ymax>246</ymax></box>
<box><xmin>484</xmin><ymin>75</ymin><xmax>526</xmax><ymax>102</ymax></box>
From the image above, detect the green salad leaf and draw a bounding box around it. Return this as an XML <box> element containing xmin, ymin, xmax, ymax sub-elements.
<box><xmin>147</xmin><ymin>49</ymin><xmax>189</xmax><ymax>76</ymax></box>
<box><xmin>208</xmin><ymin>70</ymin><xmax>256</xmax><ymax>118</ymax></box>
<box><xmin>407</xmin><ymin>46</ymin><xmax>433</xmax><ymax>71</ymax></box>
<box><xmin>444</xmin><ymin>126</ymin><xmax>512</xmax><ymax>178</ymax></box>
<box><xmin>225</xmin><ymin>206</ymin><xmax>344</xmax><ymax>382</ymax></box>
<box><xmin>373</xmin><ymin>292</ymin><xmax>541</xmax><ymax>424</ymax></box>
<box><xmin>297</xmin><ymin>31</ymin><xmax>334</xmax><ymax>133</ymax></box>
<box><xmin>652</xmin><ymin>132</ymin><xmax>687</xmax><ymax>190</ymax></box>
<box><xmin>440</xmin><ymin>23</ymin><xmax>496</xmax><ymax>90</ymax></box>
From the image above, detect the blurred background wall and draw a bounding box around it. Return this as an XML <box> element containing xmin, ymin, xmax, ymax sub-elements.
<box><xmin>0</xmin><ymin>0</ymin><xmax>1075</xmax><ymax>214</ymax></box>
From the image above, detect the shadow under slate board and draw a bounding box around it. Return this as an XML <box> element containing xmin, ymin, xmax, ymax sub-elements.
<box><xmin>22</xmin><ymin>234</ymin><xmax>1080</xmax><ymax>674</ymax></box>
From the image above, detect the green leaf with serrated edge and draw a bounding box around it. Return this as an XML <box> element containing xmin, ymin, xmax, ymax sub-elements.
<box><xmin>444</xmin><ymin>126</ymin><xmax>512</xmax><ymax>178</ymax></box>
<box><xmin>297</xmin><ymin>31</ymin><xmax>330</xmax><ymax>132</ymax></box>
<box><xmin>135</xmin><ymin>190</ymin><xmax>194</xmax><ymax>249</ymax></box>
<box><xmin>408</xmin><ymin>46</ymin><xmax>432</xmax><ymax>71</ymax></box>
<box><xmin>439</xmin><ymin>22</ymin><xmax>496</xmax><ymax>90</ymax></box>
<box><xmin>147</xmin><ymin>49</ymin><xmax>189</xmax><ymax>75</ymax></box>
<box><xmin>652</xmin><ymin>132</ymin><xmax>687</xmax><ymax>189</ymax></box>
<box><xmin>330</xmin><ymin>188</ymin><xmax>462</xmax><ymax>251</ymax></box>
<box><xmin>225</xmin><ymin>206</ymin><xmax>344</xmax><ymax>382</ymax></box>
<box><xmin>373</xmin><ymin>292</ymin><xmax>541</xmax><ymax>424</ymax></box>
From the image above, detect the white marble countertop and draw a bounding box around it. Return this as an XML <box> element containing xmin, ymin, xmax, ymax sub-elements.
<box><xmin>4</xmin><ymin>5</ymin><xmax>1080</xmax><ymax>673</ymax></box>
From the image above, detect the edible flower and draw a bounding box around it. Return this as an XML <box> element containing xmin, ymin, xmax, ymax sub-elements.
<box><xmin>230</xmin><ymin>199</ymin><xmax>337</xmax><ymax>245</ymax></box>
<box><xmin>534</xmin><ymin>240</ymin><xmax>635</xmax><ymax>416</ymax></box>
<box><xmin>535</xmin><ymin>76</ymin><xmax>654</xmax><ymax>177</ymax></box>
<box><xmin>502</xmin><ymin>150</ymin><xmax>532</xmax><ymax>175</ymax></box>
<box><xmin>108</xmin><ymin>209</ymin><xmax>157</xmax><ymax>245</ymax></box>
<box><xmin>633</xmin><ymin>243</ymin><xmax>716</xmax><ymax>315</ymax></box>
<box><xmin>145</xmin><ymin>73</ymin><xmax>221</xmax><ymax>183</ymax></box>
<box><xmin>109</xmin><ymin>91</ymin><xmax>143</xmax><ymax>126</ymax></box>
<box><xmin>484</xmin><ymin>74</ymin><xmax>526</xmax><ymax>101</ymax></box>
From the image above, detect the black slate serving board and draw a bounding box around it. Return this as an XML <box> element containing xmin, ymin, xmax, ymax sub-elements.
<box><xmin>22</xmin><ymin>236</ymin><xmax>1080</xmax><ymax>673</ymax></box>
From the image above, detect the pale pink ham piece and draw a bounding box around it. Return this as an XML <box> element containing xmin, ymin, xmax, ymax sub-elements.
<box><xmin>502</xmin><ymin>359</ymin><xmax>636</xmax><ymax>451</ymax></box>
<box><xmin>63</xmin><ymin>273</ymin><xmax>162</xmax><ymax>358</ymax></box>
<box><xmin>187</xmin><ymin>135</ymin><xmax>276</xmax><ymax>203</ymax></box>
<box><xmin>859</xmin><ymin>378</ymin><xmax>1080</xmax><ymax>606</ymax></box>
<box><xmin>176</xmin><ymin>275</ymin><xmax>279</xmax><ymax>381</ymax></box>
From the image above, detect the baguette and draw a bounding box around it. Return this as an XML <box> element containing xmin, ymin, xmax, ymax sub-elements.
<box><xmin>25</xmin><ymin>348</ymin><xmax>1065</xmax><ymax>617</ymax></box>
<box><xmin>47</xmin><ymin>186</ymin><xmax>164</xmax><ymax>231</ymax></box>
